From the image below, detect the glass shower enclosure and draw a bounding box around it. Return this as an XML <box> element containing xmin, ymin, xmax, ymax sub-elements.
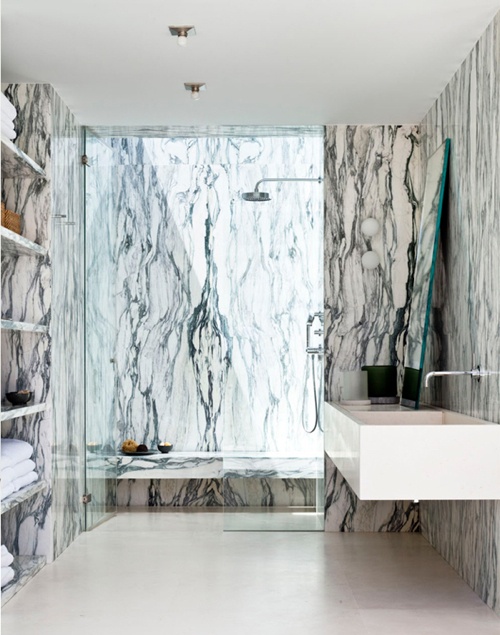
<box><xmin>83</xmin><ymin>127</ymin><xmax>324</xmax><ymax>531</ymax></box>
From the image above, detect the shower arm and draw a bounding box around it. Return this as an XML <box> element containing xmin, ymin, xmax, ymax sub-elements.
<box><xmin>252</xmin><ymin>177</ymin><xmax>323</xmax><ymax>194</ymax></box>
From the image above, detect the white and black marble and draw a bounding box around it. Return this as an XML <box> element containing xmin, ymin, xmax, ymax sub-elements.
<box><xmin>1</xmin><ymin>84</ymin><xmax>54</xmax><ymax>563</ymax></box>
<box><xmin>323</xmin><ymin>125</ymin><xmax>421</xmax><ymax>532</ymax></box>
<box><xmin>419</xmin><ymin>10</ymin><xmax>500</xmax><ymax>616</ymax></box>
<box><xmin>86</xmin><ymin>131</ymin><xmax>325</xmax><ymax>509</ymax></box>
<box><xmin>0</xmin><ymin>555</ymin><xmax>46</xmax><ymax>606</ymax></box>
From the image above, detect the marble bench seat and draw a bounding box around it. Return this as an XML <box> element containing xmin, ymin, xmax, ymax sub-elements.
<box><xmin>103</xmin><ymin>452</ymin><xmax>323</xmax><ymax>480</ymax></box>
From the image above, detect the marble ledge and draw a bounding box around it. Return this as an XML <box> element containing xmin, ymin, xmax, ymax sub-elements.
<box><xmin>1</xmin><ymin>556</ymin><xmax>46</xmax><ymax>606</ymax></box>
<box><xmin>113</xmin><ymin>452</ymin><xmax>323</xmax><ymax>480</ymax></box>
<box><xmin>0</xmin><ymin>226</ymin><xmax>47</xmax><ymax>258</ymax></box>
<box><xmin>1</xmin><ymin>319</ymin><xmax>48</xmax><ymax>334</ymax></box>
<box><xmin>1</xmin><ymin>136</ymin><xmax>46</xmax><ymax>179</ymax></box>
<box><xmin>1</xmin><ymin>402</ymin><xmax>47</xmax><ymax>422</ymax></box>
<box><xmin>1</xmin><ymin>480</ymin><xmax>47</xmax><ymax>515</ymax></box>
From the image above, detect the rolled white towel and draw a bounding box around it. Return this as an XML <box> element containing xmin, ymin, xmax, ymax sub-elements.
<box><xmin>11</xmin><ymin>459</ymin><xmax>36</xmax><ymax>480</ymax></box>
<box><xmin>1</xmin><ymin>466</ymin><xmax>15</xmax><ymax>486</ymax></box>
<box><xmin>1</xmin><ymin>439</ymin><xmax>34</xmax><ymax>465</ymax></box>
<box><xmin>1</xmin><ymin>482</ymin><xmax>15</xmax><ymax>500</ymax></box>
<box><xmin>1</xmin><ymin>93</ymin><xmax>17</xmax><ymax>121</ymax></box>
<box><xmin>1</xmin><ymin>566</ymin><xmax>15</xmax><ymax>588</ymax></box>
<box><xmin>11</xmin><ymin>470</ymin><xmax>38</xmax><ymax>492</ymax></box>
<box><xmin>1</xmin><ymin>546</ymin><xmax>13</xmax><ymax>568</ymax></box>
<box><xmin>1</xmin><ymin>120</ymin><xmax>16</xmax><ymax>140</ymax></box>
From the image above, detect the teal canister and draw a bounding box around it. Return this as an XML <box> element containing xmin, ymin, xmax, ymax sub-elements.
<box><xmin>361</xmin><ymin>365</ymin><xmax>398</xmax><ymax>400</ymax></box>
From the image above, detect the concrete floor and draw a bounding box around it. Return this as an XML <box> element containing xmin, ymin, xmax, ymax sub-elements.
<box><xmin>3</xmin><ymin>509</ymin><xmax>500</xmax><ymax>635</ymax></box>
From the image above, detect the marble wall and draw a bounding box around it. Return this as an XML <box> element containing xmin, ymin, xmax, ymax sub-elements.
<box><xmin>87</xmin><ymin>133</ymin><xmax>324</xmax><ymax>455</ymax></box>
<box><xmin>419</xmin><ymin>11</ymin><xmax>500</xmax><ymax>615</ymax></box>
<box><xmin>1</xmin><ymin>84</ymin><xmax>54</xmax><ymax>560</ymax></box>
<box><xmin>323</xmin><ymin>124</ymin><xmax>421</xmax><ymax>531</ymax></box>
<box><xmin>1</xmin><ymin>84</ymin><xmax>85</xmax><ymax>562</ymax></box>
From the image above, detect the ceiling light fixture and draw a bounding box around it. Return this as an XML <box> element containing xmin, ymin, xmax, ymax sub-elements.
<box><xmin>184</xmin><ymin>82</ymin><xmax>206</xmax><ymax>101</ymax></box>
<box><xmin>169</xmin><ymin>25</ymin><xmax>196</xmax><ymax>47</ymax></box>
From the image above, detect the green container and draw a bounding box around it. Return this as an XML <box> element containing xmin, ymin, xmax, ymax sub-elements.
<box><xmin>361</xmin><ymin>365</ymin><xmax>398</xmax><ymax>398</ymax></box>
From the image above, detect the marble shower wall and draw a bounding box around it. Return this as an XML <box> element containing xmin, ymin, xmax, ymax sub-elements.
<box><xmin>88</xmin><ymin>134</ymin><xmax>324</xmax><ymax>458</ymax></box>
<box><xmin>323</xmin><ymin>125</ymin><xmax>421</xmax><ymax>531</ymax></box>
<box><xmin>419</xmin><ymin>11</ymin><xmax>500</xmax><ymax>615</ymax></box>
<box><xmin>1</xmin><ymin>84</ymin><xmax>85</xmax><ymax>561</ymax></box>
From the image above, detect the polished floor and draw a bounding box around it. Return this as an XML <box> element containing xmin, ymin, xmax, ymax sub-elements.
<box><xmin>3</xmin><ymin>509</ymin><xmax>500</xmax><ymax>635</ymax></box>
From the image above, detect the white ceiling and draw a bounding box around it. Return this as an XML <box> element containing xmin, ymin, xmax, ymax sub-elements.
<box><xmin>2</xmin><ymin>0</ymin><xmax>500</xmax><ymax>126</ymax></box>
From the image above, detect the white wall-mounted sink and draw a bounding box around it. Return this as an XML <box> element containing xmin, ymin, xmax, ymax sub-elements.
<box><xmin>325</xmin><ymin>401</ymin><xmax>500</xmax><ymax>500</ymax></box>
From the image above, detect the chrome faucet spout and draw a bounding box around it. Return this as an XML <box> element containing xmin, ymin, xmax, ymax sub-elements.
<box><xmin>424</xmin><ymin>366</ymin><xmax>500</xmax><ymax>388</ymax></box>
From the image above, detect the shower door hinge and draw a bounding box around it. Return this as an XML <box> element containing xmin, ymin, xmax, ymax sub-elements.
<box><xmin>81</xmin><ymin>154</ymin><xmax>91</xmax><ymax>166</ymax></box>
<box><xmin>82</xmin><ymin>493</ymin><xmax>92</xmax><ymax>504</ymax></box>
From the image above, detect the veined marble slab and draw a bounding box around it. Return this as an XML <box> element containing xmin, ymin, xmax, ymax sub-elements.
<box><xmin>0</xmin><ymin>226</ymin><xmax>47</xmax><ymax>257</ymax></box>
<box><xmin>0</xmin><ymin>136</ymin><xmax>46</xmax><ymax>179</ymax></box>
<box><xmin>0</xmin><ymin>402</ymin><xmax>47</xmax><ymax>421</ymax></box>
<box><xmin>1</xmin><ymin>319</ymin><xmax>48</xmax><ymax>333</ymax></box>
<box><xmin>1</xmin><ymin>480</ymin><xmax>47</xmax><ymax>514</ymax></box>
<box><xmin>116</xmin><ymin>452</ymin><xmax>323</xmax><ymax>480</ymax></box>
<box><xmin>1</xmin><ymin>556</ymin><xmax>46</xmax><ymax>606</ymax></box>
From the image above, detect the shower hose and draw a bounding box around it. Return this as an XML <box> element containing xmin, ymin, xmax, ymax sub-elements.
<box><xmin>303</xmin><ymin>353</ymin><xmax>323</xmax><ymax>434</ymax></box>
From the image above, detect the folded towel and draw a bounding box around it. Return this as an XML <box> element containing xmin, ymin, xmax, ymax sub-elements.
<box><xmin>1</xmin><ymin>120</ymin><xmax>16</xmax><ymax>140</ymax></box>
<box><xmin>11</xmin><ymin>459</ymin><xmax>36</xmax><ymax>480</ymax></box>
<box><xmin>1</xmin><ymin>439</ymin><xmax>34</xmax><ymax>465</ymax></box>
<box><xmin>1</xmin><ymin>546</ymin><xmax>13</xmax><ymax>568</ymax></box>
<box><xmin>1</xmin><ymin>466</ymin><xmax>15</xmax><ymax>486</ymax></box>
<box><xmin>1</xmin><ymin>482</ymin><xmax>15</xmax><ymax>500</ymax></box>
<box><xmin>1</xmin><ymin>118</ymin><xmax>15</xmax><ymax>133</ymax></box>
<box><xmin>12</xmin><ymin>470</ymin><xmax>38</xmax><ymax>492</ymax></box>
<box><xmin>1</xmin><ymin>566</ymin><xmax>15</xmax><ymax>588</ymax></box>
<box><xmin>1</xmin><ymin>93</ymin><xmax>17</xmax><ymax>121</ymax></box>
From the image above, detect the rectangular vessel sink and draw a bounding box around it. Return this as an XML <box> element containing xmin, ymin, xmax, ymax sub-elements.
<box><xmin>325</xmin><ymin>401</ymin><xmax>500</xmax><ymax>500</ymax></box>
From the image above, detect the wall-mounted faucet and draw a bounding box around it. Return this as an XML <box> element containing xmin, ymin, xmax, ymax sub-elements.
<box><xmin>424</xmin><ymin>366</ymin><xmax>500</xmax><ymax>388</ymax></box>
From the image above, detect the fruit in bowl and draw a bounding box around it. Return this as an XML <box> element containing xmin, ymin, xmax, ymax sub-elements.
<box><xmin>158</xmin><ymin>442</ymin><xmax>173</xmax><ymax>453</ymax></box>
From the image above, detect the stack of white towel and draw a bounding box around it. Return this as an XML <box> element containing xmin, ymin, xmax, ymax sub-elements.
<box><xmin>1</xmin><ymin>545</ymin><xmax>15</xmax><ymax>589</ymax></box>
<box><xmin>1</xmin><ymin>92</ymin><xmax>17</xmax><ymax>141</ymax></box>
<box><xmin>1</xmin><ymin>438</ymin><xmax>38</xmax><ymax>501</ymax></box>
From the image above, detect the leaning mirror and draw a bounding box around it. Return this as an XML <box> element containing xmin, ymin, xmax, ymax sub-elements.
<box><xmin>401</xmin><ymin>139</ymin><xmax>451</xmax><ymax>408</ymax></box>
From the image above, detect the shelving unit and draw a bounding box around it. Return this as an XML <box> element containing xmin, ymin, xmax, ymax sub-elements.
<box><xmin>1</xmin><ymin>480</ymin><xmax>48</xmax><ymax>515</ymax></box>
<box><xmin>0</xmin><ymin>137</ymin><xmax>46</xmax><ymax>180</ymax></box>
<box><xmin>1</xmin><ymin>226</ymin><xmax>47</xmax><ymax>257</ymax></box>
<box><xmin>1</xmin><ymin>319</ymin><xmax>48</xmax><ymax>334</ymax></box>
<box><xmin>0</xmin><ymin>403</ymin><xmax>47</xmax><ymax>422</ymax></box>
<box><xmin>1</xmin><ymin>128</ymin><xmax>50</xmax><ymax>605</ymax></box>
<box><xmin>1</xmin><ymin>556</ymin><xmax>46</xmax><ymax>607</ymax></box>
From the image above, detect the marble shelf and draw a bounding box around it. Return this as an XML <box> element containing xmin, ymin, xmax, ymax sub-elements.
<box><xmin>1</xmin><ymin>226</ymin><xmax>47</xmax><ymax>258</ymax></box>
<box><xmin>1</xmin><ymin>137</ymin><xmax>46</xmax><ymax>179</ymax></box>
<box><xmin>1</xmin><ymin>556</ymin><xmax>46</xmax><ymax>606</ymax></box>
<box><xmin>116</xmin><ymin>452</ymin><xmax>323</xmax><ymax>480</ymax></box>
<box><xmin>1</xmin><ymin>319</ymin><xmax>48</xmax><ymax>334</ymax></box>
<box><xmin>1</xmin><ymin>480</ymin><xmax>47</xmax><ymax>515</ymax></box>
<box><xmin>0</xmin><ymin>402</ymin><xmax>47</xmax><ymax>422</ymax></box>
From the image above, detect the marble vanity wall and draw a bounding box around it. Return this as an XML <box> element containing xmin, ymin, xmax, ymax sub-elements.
<box><xmin>323</xmin><ymin>125</ymin><xmax>421</xmax><ymax>531</ymax></box>
<box><xmin>418</xmin><ymin>11</ymin><xmax>500</xmax><ymax>615</ymax></box>
<box><xmin>1</xmin><ymin>84</ymin><xmax>85</xmax><ymax>561</ymax></box>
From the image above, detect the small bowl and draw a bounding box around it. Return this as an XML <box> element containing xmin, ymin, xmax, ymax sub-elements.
<box><xmin>6</xmin><ymin>391</ymin><xmax>32</xmax><ymax>406</ymax></box>
<box><xmin>158</xmin><ymin>443</ymin><xmax>173</xmax><ymax>454</ymax></box>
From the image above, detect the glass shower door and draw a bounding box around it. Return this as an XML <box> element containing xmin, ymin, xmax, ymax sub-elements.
<box><xmin>221</xmin><ymin>140</ymin><xmax>325</xmax><ymax>531</ymax></box>
<box><xmin>84</xmin><ymin>130</ymin><xmax>117</xmax><ymax>529</ymax></box>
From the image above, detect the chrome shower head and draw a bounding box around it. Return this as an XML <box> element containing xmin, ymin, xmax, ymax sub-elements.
<box><xmin>242</xmin><ymin>191</ymin><xmax>271</xmax><ymax>202</ymax></box>
<box><xmin>241</xmin><ymin>176</ymin><xmax>322</xmax><ymax>203</ymax></box>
